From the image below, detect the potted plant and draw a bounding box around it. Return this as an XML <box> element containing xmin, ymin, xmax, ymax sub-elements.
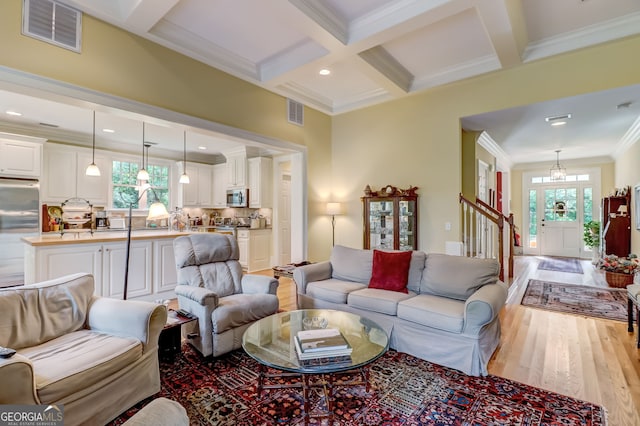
<box><xmin>597</xmin><ymin>253</ymin><xmax>639</xmax><ymax>288</ymax></box>
<box><xmin>583</xmin><ymin>221</ymin><xmax>600</xmax><ymax>264</ymax></box>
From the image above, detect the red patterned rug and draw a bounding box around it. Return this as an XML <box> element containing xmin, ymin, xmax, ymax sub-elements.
<box><xmin>522</xmin><ymin>279</ymin><xmax>628</xmax><ymax>322</ymax></box>
<box><xmin>108</xmin><ymin>344</ymin><xmax>606</xmax><ymax>425</ymax></box>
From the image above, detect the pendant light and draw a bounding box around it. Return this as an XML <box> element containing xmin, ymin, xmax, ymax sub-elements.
<box><xmin>136</xmin><ymin>122</ymin><xmax>150</xmax><ymax>181</ymax></box>
<box><xmin>549</xmin><ymin>149</ymin><xmax>566</xmax><ymax>181</ymax></box>
<box><xmin>179</xmin><ymin>131</ymin><xmax>190</xmax><ymax>184</ymax></box>
<box><xmin>85</xmin><ymin>111</ymin><xmax>101</xmax><ymax>176</ymax></box>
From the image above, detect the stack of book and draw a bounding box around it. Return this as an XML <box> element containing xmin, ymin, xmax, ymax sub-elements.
<box><xmin>294</xmin><ymin>328</ymin><xmax>352</xmax><ymax>367</ymax></box>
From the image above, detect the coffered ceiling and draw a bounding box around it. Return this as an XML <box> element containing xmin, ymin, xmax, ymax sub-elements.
<box><xmin>59</xmin><ymin>0</ymin><xmax>640</xmax><ymax>115</ymax></box>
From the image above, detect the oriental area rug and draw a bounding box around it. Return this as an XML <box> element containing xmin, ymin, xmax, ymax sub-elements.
<box><xmin>537</xmin><ymin>257</ymin><xmax>584</xmax><ymax>274</ymax></box>
<box><xmin>109</xmin><ymin>344</ymin><xmax>606</xmax><ymax>425</ymax></box>
<box><xmin>522</xmin><ymin>279</ymin><xmax>627</xmax><ymax>322</ymax></box>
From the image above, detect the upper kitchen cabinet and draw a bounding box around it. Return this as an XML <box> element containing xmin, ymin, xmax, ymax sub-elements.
<box><xmin>42</xmin><ymin>144</ymin><xmax>109</xmax><ymax>205</ymax></box>
<box><xmin>177</xmin><ymin>161</ymin><xmax>213</xmax><ymax>207</ymax></box>
<box><xmin>248</xmin><ymin>157</ymin><xmax>273</xmax><ymax>208</ymax></box>
<box><xmin>212</xmin><ymin>163</ymin><xmax>227</xmax><ymax>208</ymax></box>
<box><xmin>0</xmin><ymin>134</ymin><xmax>44</xmax><ymax>178</ymax></box>
<box><xmin>225</xmin><ymin>149</ymin><xmax>247</xmax><ymax>189</ymax></box>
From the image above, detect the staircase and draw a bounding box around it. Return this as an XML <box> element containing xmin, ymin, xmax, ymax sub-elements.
<box><xmin>458</xmin><ymin>193</ymin><xmax>514</xmax><ymax>281</ymax></box>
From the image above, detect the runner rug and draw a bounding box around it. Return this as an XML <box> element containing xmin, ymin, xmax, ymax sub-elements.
<box><xmin>537</xmin><ymin>257</ymin><xmax>584</xmax><ymax>274</ymax></box>
<box><xmin>109</xmin><ymin>344</ymin><xmax>606</xmax><ymax>425</ymax></box>
<box><xmin>522</xmin><ymin>279</ymin><xmax>627</xmax><ymax>322</ymax></box>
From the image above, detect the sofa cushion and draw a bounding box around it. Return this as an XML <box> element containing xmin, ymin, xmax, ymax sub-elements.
<box><xmin>330</xmin><ymin>245</ymin><xmax>373</xmax><ymax>284</ymax></box>
<box><xmin>0</xmin><ymin>273</ymin><xmax>94</xmax><ymax>350</ymax></box>
<box><xmin>306</xmin><ymin>280</ymin><xmax>367</xmax><ymax>304</ymax></box>
<box><xmin>18</xmin><ymin>329</ymin><xmax>142</xmax><ymax>404</ymax></box>
<box><xmin>212</xmin><ymin>293</ymin><xmax>279</xmax><ymax>334</ymax></box>
<box><xmin>406</xmin><ymin>251</ymin><xmax>427</xmax><ymax>294</ymax></box>
<box><xmin>420</xmin><ymin>254</ymin><xmax>499</xmax><ymax>301</ymax></box>
<box><xmin>397</xmin><ymin>294</ymin><xmax>464</xmax><ymax>333</ymax></box>
<box><xmin>368</xmin><ymin>250</ymin><xmax>412</xmax><ymax>293</ymax></box>
<box><xmin>348</xmin><ymin>288</ymin><xmax>415</xmax><ymax>316</ymax></box>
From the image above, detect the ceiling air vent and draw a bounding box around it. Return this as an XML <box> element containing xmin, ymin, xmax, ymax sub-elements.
<box><xmin>22</xmin><ymin>0</ymin><xmax>82</xmax><ymax>52</ymax></box>
<box><xmin>287</xmin><ymin>99</ymin><xmax>304</xmax><ymax>126</ymax></box>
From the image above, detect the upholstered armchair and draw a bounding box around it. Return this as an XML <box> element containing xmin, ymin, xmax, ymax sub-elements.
<box><xmin>173</xmin><ymin>233</ymin><xmax>279</xmax><ymax>357</ymax></box>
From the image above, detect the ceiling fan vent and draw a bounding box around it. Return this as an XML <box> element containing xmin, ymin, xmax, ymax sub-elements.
<box><xmin>287</xmin><ymin>99</ymin><xmax>304</xmax><ymax>126</ymax></box>
<box><xmin>22</xmin><ymin>0</ymin><xmax>82</xmax><ymax>52</ymax></box>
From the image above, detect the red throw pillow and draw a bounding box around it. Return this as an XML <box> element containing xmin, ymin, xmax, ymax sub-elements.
<box><xmin>368</xmin><ymin>249</ymin><xmax>413</xmax><ymax>293</ymax></box>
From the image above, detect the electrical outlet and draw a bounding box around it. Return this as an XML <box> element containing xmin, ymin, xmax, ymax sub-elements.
<box><xmin>445</xmin><ymin>222</ymin><xmax>451</xmax><ymax>231</ymax></box>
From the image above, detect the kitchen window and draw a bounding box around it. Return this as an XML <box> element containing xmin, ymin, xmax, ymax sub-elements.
<box><xmin>111</xmin><ymin>161</ymin><xmax>169</xmax><ymax>209</ymax></box>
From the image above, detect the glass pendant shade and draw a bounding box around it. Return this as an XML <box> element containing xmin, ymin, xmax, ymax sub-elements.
<box><xmin>85</xmin><ymin>110</ymin><xmax>101</xmax><ymax>176</ymax></box>
<box><xmin>549</xmin><ymin>150</ymin><xmax>566</xmax><ymax>181</ymax></box>
<box><xmin>179</xmin><ymin>130</ymin><xmax>190</xmax><ymax>184</ymax></box>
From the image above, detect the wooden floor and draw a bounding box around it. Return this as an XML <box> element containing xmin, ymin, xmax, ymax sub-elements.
<box><xmin>262</xmin><ymin>256</ymin><xmax>640</xmax><ymax>426</ymax></box>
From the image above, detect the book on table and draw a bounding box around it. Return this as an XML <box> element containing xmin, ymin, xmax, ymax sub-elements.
<box><xmin>295</xmin><ymin>328</ymin><xmax>352</xmax><ymax>361</ymax></box>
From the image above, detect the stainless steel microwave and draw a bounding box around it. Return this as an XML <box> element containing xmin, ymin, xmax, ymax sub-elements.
<box><xmin>226</xmin><ymin>188</ymin><xmax>248</xmax><ymax>207</ymax></box>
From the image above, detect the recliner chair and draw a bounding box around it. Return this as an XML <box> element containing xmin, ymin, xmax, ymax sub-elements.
<box><xmin>173</xmin><ymin>233</ymin><xmax>279</xmax><ymax>357</ymax></box>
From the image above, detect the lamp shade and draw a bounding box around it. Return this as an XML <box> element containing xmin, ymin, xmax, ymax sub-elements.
<box><xmin>326</xmin><ymin>202</ymin><xmax>342</xmax><ymax>216</ymax></box>
<box><xmin>179</xmin><ymin>172</ymin><xmax>190</xmax><ymax>184</ymax></box>
<box><xmin>85</xmin><ymin>163</ymin><xmax>101</xmax><ymax>176</ymax></box>
<box><xmin>147</xmin><ymin>202</ymin><xmax>169</xmax><ymax>221</ymax></box>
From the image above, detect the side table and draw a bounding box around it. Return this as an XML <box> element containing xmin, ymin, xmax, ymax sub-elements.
<box><xmin>159</xmin><ymin>310</ymin><xmax>197</xmax><ymax>359</ymax></box>
<box><xmin>628</xmin><ymin>284</ymin><xmax>640</xmax><ymax>348</ymax></box>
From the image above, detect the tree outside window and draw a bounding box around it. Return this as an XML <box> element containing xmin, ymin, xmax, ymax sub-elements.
<box><xmin>112</xmin><ymin>161</ymin><xmax>169</xmax><ymax>209</ymax></box>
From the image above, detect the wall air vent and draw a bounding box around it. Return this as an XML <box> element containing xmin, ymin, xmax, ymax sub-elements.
<box><xmin>287</xmin><ymin>99</ymin><xmax>304</xmax><ymax>126</ymax></box>
<box><xmin>22</xmin><ymin>0</ymin><xmax>82</xmax><ymax>52</ymax></box>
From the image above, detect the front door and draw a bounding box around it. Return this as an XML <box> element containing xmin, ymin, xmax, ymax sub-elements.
<box><xmin>523</xmin><ymin>169</ymin><xmax>600</xmax><ymax>259</ymax></box>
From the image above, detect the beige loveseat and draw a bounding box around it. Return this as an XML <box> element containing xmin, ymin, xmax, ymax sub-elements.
<box><xmin>294</xmin><ymin>246</ymin><xmax>508</xmax><ymax>376</ymax></box>
<box><xmin>0</xmin><ymin>273</ymin><xmax>167</xmax><ymax>426</ymax></box>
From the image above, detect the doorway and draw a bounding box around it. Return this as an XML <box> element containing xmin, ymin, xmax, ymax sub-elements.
<box><xmin>523</xmin><ymin>168</ymin><xmax>600</xmax><ymax>259</ymax></box>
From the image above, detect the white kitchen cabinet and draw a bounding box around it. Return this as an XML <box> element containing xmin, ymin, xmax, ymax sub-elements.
<box><xmin>212</xmin><ymin>163</ymin><xmax>227</xmax><ymax>208</ymax></box>
<box><xmin>237</xmin><ymin>228</ymin><xmax>271</xmax><ymax>273</ymax></box>
<box><xmin>24</xmin><ymin>239</ymin><xmax>153</xmax><ymax>299</ymax></box>
<box><xmin>26</xmin><ymin>243</ymin><xmax>103</xmax><ymax>295</ymax></box>
<box><xmin>225</xmin><ymin>151</ymin><xmax>247</xmax><ymax>188</ymax></box>
<box><xmin>102</xmin><ymin>241</ymin><xmax>153</xmax><ymax>299</ymax></box>
<box><xmin>0</xmin><ymin>135</ymin><xmax>43</xmax><ymax>178</ymax></box>
<box><xmin>237</xmin><ymin>229</ymin><xmax>249</xmax><ymax>270</ymax></box>
<box><xmin>42</xmin><ymin>144</ymin><xmax>109</xmax><ymax>205</ymax></box>
<box><xmin>248</xmin><ymin>157</ymin><xmax>273</xmax><ymax>208</ymax></box>
<box><xmin>177</xmin><ymin>161</ymin><xmax>213</xmax><ymax>207</ymax></box>
<box><xmin>153</xmin><ymin>239</ymin><xmax>178</xmax><ymax>294</ymax></box>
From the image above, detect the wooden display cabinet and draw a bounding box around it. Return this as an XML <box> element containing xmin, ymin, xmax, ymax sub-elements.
<box><xmin>362</xmin><ymin>185</ymin><xmax>418</xmax><ymax>251</ymax></box>
<box><xmin>601</xmin><ymin>186</ymin><xmax>631</xmax><ymax>257</ymax></box>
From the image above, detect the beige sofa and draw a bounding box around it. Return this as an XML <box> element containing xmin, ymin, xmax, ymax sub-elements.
<box><xmin>0</xmin><ymin>273</ymin><xmax>167</xmax><ymax>426</ymax></box>
<box><xmin>294</xmin><ymin>246</ymin><xmax>508</xmax><ymax>376</ymax></box>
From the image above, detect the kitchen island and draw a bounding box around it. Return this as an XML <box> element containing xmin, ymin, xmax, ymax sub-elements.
<box><xmin>22</xmin><ymin>230</ymin><xmax>192</xmax><ymax>300</ymax></box>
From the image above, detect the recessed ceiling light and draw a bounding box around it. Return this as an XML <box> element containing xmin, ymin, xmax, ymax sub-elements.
<box><xmin>6</xmin><ymin>110</ymin><xmax>22</xmax><ymax>116</ymax></box>
<box><xmin>198</xmin><ymin>146</ymin><xmax>207</xmax><ymax>150</ymax></box>
<box><xmin>545</xmin><ymin>113</ymin><xmax>571</xmax><ymax>126</ymax></box>
<box><xmin>319</xmin><ymin>69</ymin><xmax>331</xmax><ymax>76</ymax></box>
<box><xmin>102</xmin><ymin>128</ymin><xmax>115</xmax><ymax>133</ymax></box>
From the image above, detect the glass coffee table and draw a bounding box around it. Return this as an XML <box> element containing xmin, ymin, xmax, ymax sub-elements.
<box><xmin>242</xmin><ymin>309</ymin><xmax>388</xmax><ymax>423</ymax></box>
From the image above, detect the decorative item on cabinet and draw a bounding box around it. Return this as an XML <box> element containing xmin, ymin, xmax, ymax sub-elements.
<box><xmin>362</xmin><ymin>185</ymin><xmax>418</xmax><ymax>251</ymax></box>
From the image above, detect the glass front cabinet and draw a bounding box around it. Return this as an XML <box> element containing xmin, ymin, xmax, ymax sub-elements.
<box><xmin>362</xmin><ymin>185</ymin><xmax>418</xmax><ymax>251</ymax></box>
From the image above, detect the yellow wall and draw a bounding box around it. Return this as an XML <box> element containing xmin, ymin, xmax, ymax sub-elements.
<box><xmin>332</xmin><ymin>34</ymin><xmax>640</xmax><ymax>253</ymax></box>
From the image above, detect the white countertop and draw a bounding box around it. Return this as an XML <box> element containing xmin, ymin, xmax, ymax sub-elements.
<box><xmin>22</xmin><ymin>230</ymin><xmax>193</xmax><ymax>247</ymax></box>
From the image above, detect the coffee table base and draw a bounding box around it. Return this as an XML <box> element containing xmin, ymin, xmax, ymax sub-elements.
<box><xmin>256</xmin><ymin>364</ymin><xmax>370</xmax><ymax>425</ymax></box>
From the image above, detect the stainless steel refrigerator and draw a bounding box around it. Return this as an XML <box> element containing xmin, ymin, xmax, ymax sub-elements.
<box><xmin>0</xmin><ymin>178</ymin><xmax>39</xmax><ymax>287</ymax></box>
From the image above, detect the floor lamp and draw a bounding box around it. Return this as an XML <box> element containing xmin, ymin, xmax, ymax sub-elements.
<box><xmin>326</xmin><ymin>202</ymin><xmax>342</xmax><ymax>247</ymax></box>
<box><xmin>123</xmin><ymin>186</ymin><xmax>169</xmax><ymax>300</ymax></box>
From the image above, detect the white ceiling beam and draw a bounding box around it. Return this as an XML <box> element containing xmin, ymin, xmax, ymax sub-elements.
<box><xmin>124</xmin><ymin>0</ymin><xmax>181</xmax><ymax>33</ymax></box>
<box><xmin>473</xmin><ymin>0</ymin><xmax>523</xmax><ymax>69</ymax></box>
